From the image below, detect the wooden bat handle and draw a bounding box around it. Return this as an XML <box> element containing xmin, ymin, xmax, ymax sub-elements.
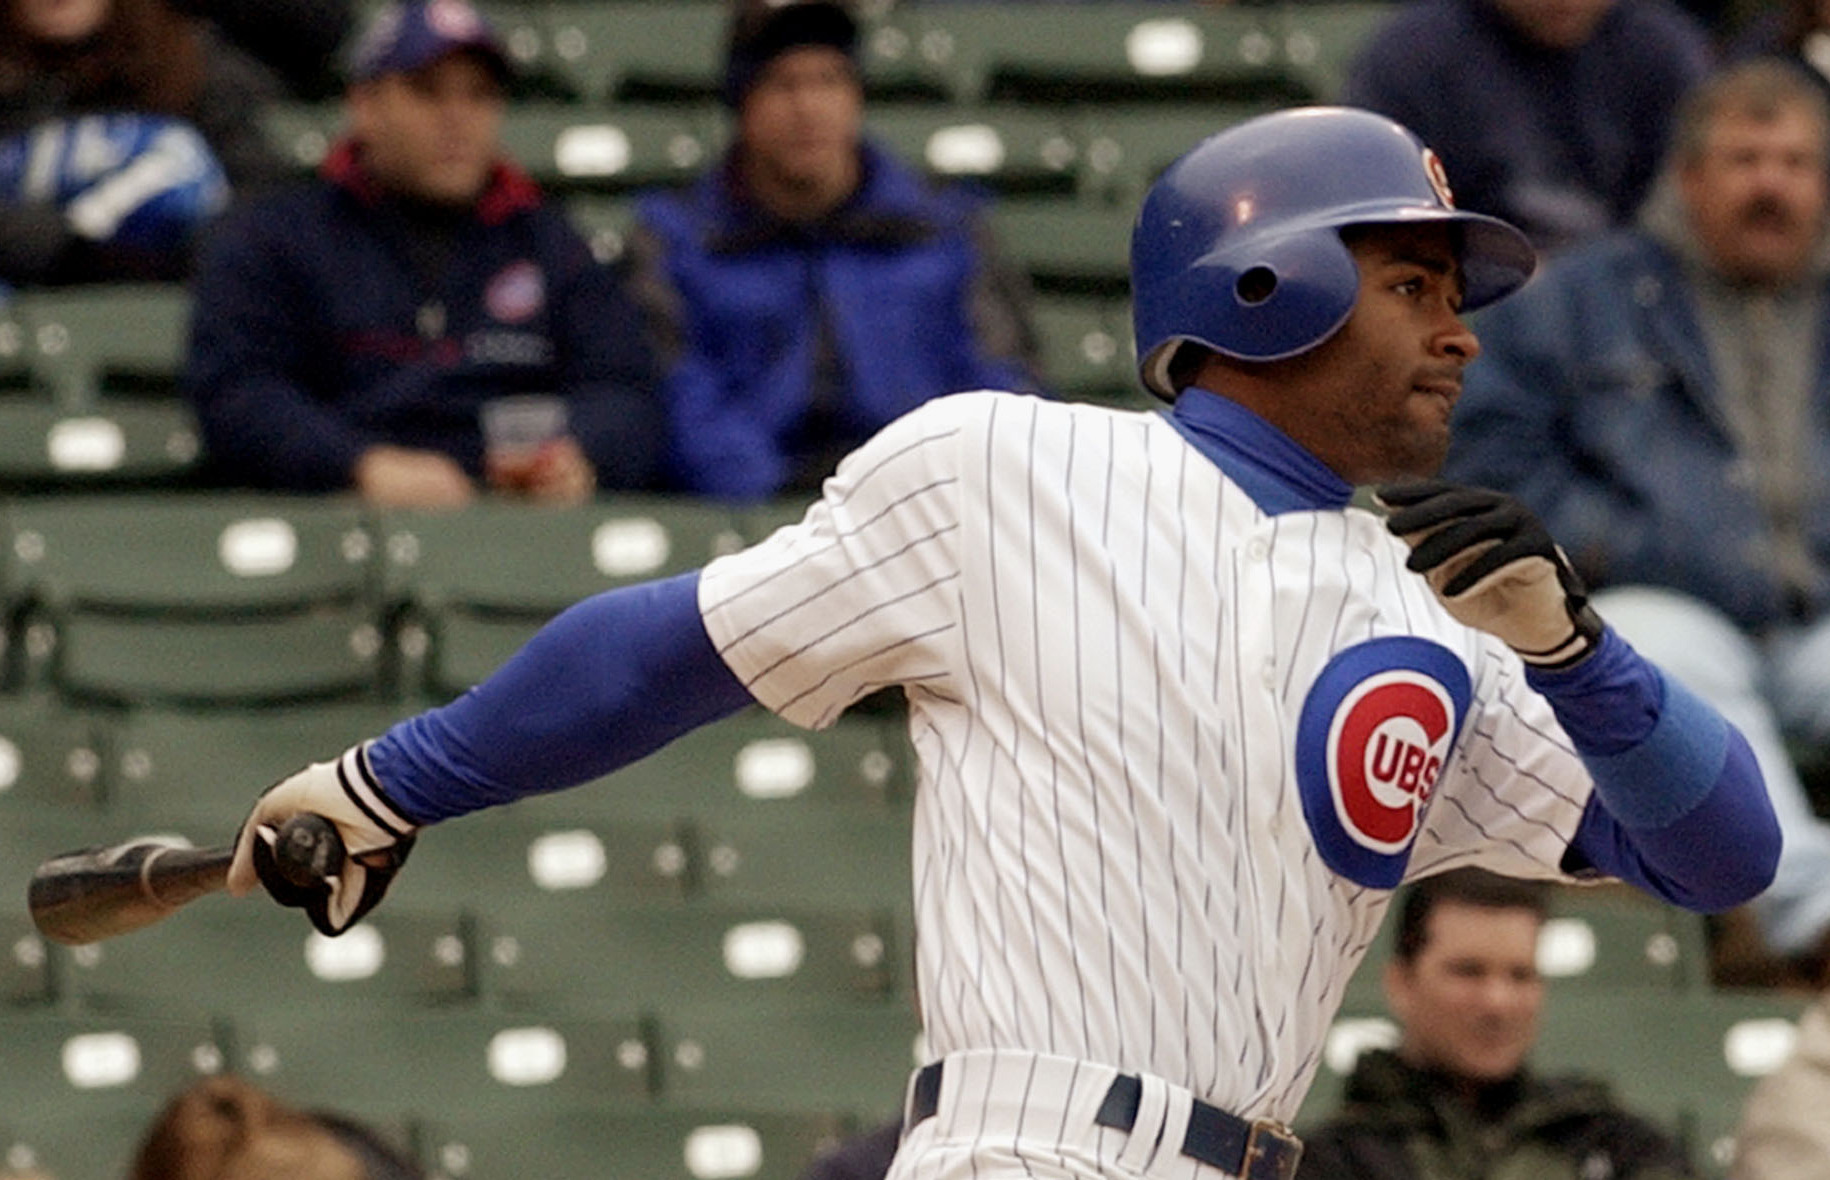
<box><xmin>27</xmin><ymin>813</ymin><xmax>343</xmax><ymax>946</ymax></box>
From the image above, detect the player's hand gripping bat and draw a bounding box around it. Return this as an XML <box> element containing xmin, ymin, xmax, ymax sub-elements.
<box><xmin>27</xmin><ymin>813</ymin><xmax>345</xmax><ymax>946</ymax></box>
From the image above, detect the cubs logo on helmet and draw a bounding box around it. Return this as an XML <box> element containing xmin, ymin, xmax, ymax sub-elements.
<box><xmin>1296</xmin><ymin>636</ymin><xmax>1471</xmax><ymax>888</ymax></box>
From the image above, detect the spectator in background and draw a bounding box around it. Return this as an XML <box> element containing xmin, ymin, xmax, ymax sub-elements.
<box><xmin>1342</xmin><ymin>0</ymin><xmax>1712</xmax><ymax>254</ymax></box>
<box><xmin>628</xmin><ymin>0</ymin><xmax>1041</xmax><ymax>503</ymax></box>
<box><xmin>1298</xmin><ymin>870</ymin><xmax>1694</xmax><ymax>1180</ymax></box>
<box><xmin>1732</xmin><ymin>989</ymin><xmax>1830</xmax><ymax>1180</ymax></box>
<box><xmin>0</xmin><ymin>0</ymin><xmax>288</xmax><ymax>287</ymax></box>
<box><xmin>129</xmin><ymin>1075</ymin><xmax>423</xmax><ymax>1180</ymax></box>
<box><xmin>185</xmin><ymin>0</ymin><xmax>663</xmax><ymax>509</ymax></box>
<box><xmin>1446</xmin><ymin>60</ymin><xmax>1830</xmax><ymax>983</ymax></box>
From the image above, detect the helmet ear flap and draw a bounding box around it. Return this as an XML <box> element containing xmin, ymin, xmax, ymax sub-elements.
<box><xmin>1194</xmin><ymin>227</ymin><xmax>1362</xmax><ymax>362</ymax></box>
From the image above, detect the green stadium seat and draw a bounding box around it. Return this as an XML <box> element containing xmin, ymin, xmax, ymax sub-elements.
<box><xmin>1075</xmin><ymin>103</ymin><xmax>1272</xmax><ymax>200</ymax></box>
<box><xmin>900</xmin><ymin>3</ymin><xmax>1310</xmax><ymax>105</ymax></box>
<box><xmin>564</xmin><ymin>194</ymin><xmax>638</xmax><ymax>264</ymax></box>
<box><xmin>1029</xmin><ymin>296</ymin><xmax>1145</xmax><ymax>407</ymax></box>
<box><xmin>502</xmin><ymin>103</ymin><xmax>724</xmax><ymax>194</ymax></box>
<box><xmin>0</xmin><ymin>909</ymin><xmax>56</xmax><ymax>1007</ymax></box>
<box><xmin>387</xmin><ymin>805</ymin><xmax>696</xmax><ymax>914</ymax></box>
<box><xmin>1274</xmin><ymin>1</ymin><xmax>1395</xmax><ymax>104</ymax></box>
<box><xmin>574</xmin><ymin>709</ymin><xmax>915</xmax><ymax>820</ymax></box>
<box><xmin>55</xmin><ymin>904</ymin><xmax>475</xmax><ymax>1015</ymax></box>
<box><xmin>657</xmin><ymin>1001</ymin><xmax>921</xmax><ymax>1119</ymax></box>
<box><xmin>0</xmin><ymin>1010</ymin><xmax>229</xmax><ymax>1125</ymax></box>
<box><xmin>1536</xmin><ymin>887</ymin><xmax>1711</xmax><ymax>993</ymax></box>
<box><xmin>423</xmin><ymin>1107</ymin><xmax>851</xmax><ymax>1180</ymax></box>
<box><xmin>380</xmin><ymin>496</ymin><xmax>743</xmax><ymax>616</ymax></box>
<box><xmin>867</xmin><ymin>105</ymin><xmax>1079</xmax><ymax>197</ymax></box>
<box><xmin>0</xmin><ymin>296</ymin><xmax>32</xmax><ymax>395</ymax></box>
<box><xmin>232</xmin><ymin>1006</ymin><xmax>659</xmax><ymax>1120</ymax></box>
<box><xmin>44</xmin><ymin>607</ymin><xmax>386</xmax><ymax>708</ymax></box>
<box><xmin>540</xmin><ymin>1</ymin><xmax>728</xmax><ymax>103</ymax></box>
<box><xmin>690</xmin><ymin>807</ymin><xmax>912</xmax><ymax>914</ymax></box>
<box><xmin>260</xmin><ymin>100</ymin><xmax>341</xmax><ymax>175</ymax></box>
<box><xmin>6</xmin><ymin>495</ymin><xmax>374</xmax><ymax>615</ymax></box>
<box><xmin>0</xmin><ymin>695</ymin><xmax>108</xmax><ymax>811</ymax></box>
<box><xmin>106</xmin><ymin>703</ymin><xmax>409</xmax><ymax>829</ymax></box>
<box><xmin>0</xmin><ymin>400</ymin><xmax>200</xmax><ymax>491</ymax></box>
<box><xmin>0</xmin><ymin>1106</ymin><xmax>154</xmax><ymax>1180</ymax></box>
<box><xmin>481</xmin><ymin>901</ymin><xmax>902</xmax><ymax>1010</ymax></box>
<box><xmin>987</xmin><ymin>201</ymin><xmax>1131</xmax><ymax>293</ymax></box>
<box><xmin>15</xmin><ymin>284</ymin><xmax>191</xmax><ymax>406</ymax></box>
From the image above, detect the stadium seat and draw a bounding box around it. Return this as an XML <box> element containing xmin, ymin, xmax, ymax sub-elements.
<box><xmin>0</xmin><ymin>297</ymin><xmax>30</xmax><ymax>395</ymax></box>
<box><xmin>44</xmin><ymin>607</ymin><xmax>386</xmax><ymax>708</ymax></box>
<box><xmin>501</xmin><ymin>103</ymin><xmax>725</xmax><ymax>194</ymax></box>
<box><xmin>422</xmin><ymin>1107</ymin><xmax>851</xmax><ymax>1180</ymax></box>
<box><xmin>563</xmin><ymin>193</ymin><xmax>638</xmax><ymax>264</ymax></box>
<box><xmin>231</xmin><ymin>1006</ymin><xmax>659</xmax><ymax>1120</ymax></box>
<box><xmin>899</xmin><ymin>3</ymin><xmax>1310</xmax><ymax>105</ymax></box>
<box><xmin>540</xmin><ymin>1</ymin><xmax>728</xmax><ymax>103</ymax></box>
<box><xmin>0</xmin><ymin>694</ymin><xmax>108</xmax><ymax>811</ymax></box>
<box><xmin>386</xmin><ymin>804</ymin><xmax>696</xmax><ymax>915</ymax></box>
<box><xmin>1535</xmin><ymin>887</ymin><xmax>1710</xmax><ymax>993</ymax></box>
<box><xmin>1029</xmin><ymin>296</ymin><xmax>1144</xmax><ymax>408</ymax></box>
<box><xmin>5</xmin><ymin>494</ymin><xmax>374</xmax><ymax>615</ymax></box>
<box><xmin>13</xmin><ymin>284</ymin><xmax>191</xmax><ymax>406</ymax></box>
<box><xmin>260</xmin><ymin>100</ymin><xmax>341</xmax><ymax>175</ymax></box>
<box><xmin>0</xmin><ymin>909</ymin><xmax>56</xmax><ymax>1007</ymax></box>
<box><xmin>379</xmin><ymin>496</ymin><xmax>743</xmax><ymax>616</ymax></box>
<box><xmin>573</xmin><ymin>708</ymin><xmax>916</xmax><ymax>820</ymax></box>
<box><xmin>987</xmin><ymin>201</ymin><xmax>1132</xmax><ymax>294</ymax></box>
<box><xmin>690</xmin><ymin>807</ymin><xmax>913</xmax><ymax>914</ymax></box>
<box><xmin>0</xmin><ymin>1010</ymin><xmax>229</xmax><ymax>1127</ymax></box>
<box><xmin>1075</xmin><ymin>103</ymin><xmax>1272</xmax><ymax>200</ymax></box>
<box><xmin>866</xmin><ymin>104</ymin><xmax>1079</xmax><ymax>197</ymax></box>
<box><xmin>106</xmin><ymin>702</ymin><xmax>411</xmax><ymax>828</ymax></box>
<box><xmin>55</xmin><ymin>904</ymin><xmax>475</xmax><ymax>1015</ymax></box>
<box><xmin>656</xmin><ymin>1001</ymin><xmax>922</xmax><ymax>1118</ymax></box>
<box><xmin>0</xmin><ymin>1106</ymin><xmax>154</xmax><ymax>1180</ymax></box>
<box><xmin>481</xmin><ymin>900</ymin><xmax>903</xmax><ymax>1010</ymax></box>
<box><xmin>0</xmin><ymin>400</ymin><xmax>200</xmax><ymax>491</ymax></box>
<box><xmin>1274</xmin><ymin>1</ymin><xmax>1395</xmax><ymax>104</ymax></box>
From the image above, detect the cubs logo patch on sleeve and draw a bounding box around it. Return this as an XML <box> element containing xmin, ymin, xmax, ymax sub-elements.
<box><xmin>1295</xmin><ymin>637</ymin><xmax>1472</xmax><ymax>888</ymax></box>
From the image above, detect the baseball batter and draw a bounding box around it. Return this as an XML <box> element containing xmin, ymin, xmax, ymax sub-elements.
<box><xmin>228</xmin><ymin>109</ymin><xmax>1780</xmax><ymax>1180</ymax></box>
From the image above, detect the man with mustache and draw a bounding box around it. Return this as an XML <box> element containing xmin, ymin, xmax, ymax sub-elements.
<box><xmin>1448</xmin><ymin>59</ymin><xmax>1830</xmax><ymax>985</ymax></box>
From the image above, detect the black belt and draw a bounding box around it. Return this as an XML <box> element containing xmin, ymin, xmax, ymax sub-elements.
<box><xmin>907</xmin><ymin>1062</ymin><xmax>1303</xmax><ymax>1180</ymax></box>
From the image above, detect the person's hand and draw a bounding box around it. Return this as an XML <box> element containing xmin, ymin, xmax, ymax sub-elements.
<box><xmin>353</xmin><ymin>446</ymin><xmax>475</xmax><ymax>508</ymax></box>
<box><xmin>486</xmin><ymin>436</ymin><xmax>596</xmax><ymax>504</ymax></box>
<box><xmin>227</xmin><ymin>744</ymin><xmax>417</xmax><ymax>937</ymax></box>
<box><xmin>1374</xmin><ymin>481</ymin><xmax>1603</xmax><ymax>669</ymax></box>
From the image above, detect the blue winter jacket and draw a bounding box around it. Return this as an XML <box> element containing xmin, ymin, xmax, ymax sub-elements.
<box><xmin>185</xmin><ymin>139</ymin><xmax>663</xmax><ymax>492</ymax></box>
<box><xmin>1446</xmin><ymin>229</ymin><xmax>1830</xmax><ymax>631</ymax></box>
<box><xmin>633</xmin><ymin>140</ymin><xmax>1040</xmax><ymax>501</ymax></box>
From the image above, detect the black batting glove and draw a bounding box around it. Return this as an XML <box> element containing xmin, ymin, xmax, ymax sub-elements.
<box><xmin>1374</xmin><ymin>481</ymin><xmax>1603</xmax><ymax>669</ymax></box>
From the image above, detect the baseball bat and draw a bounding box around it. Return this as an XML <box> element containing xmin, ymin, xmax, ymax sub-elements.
<box><xmin>27</xmin><ymin>813</ymin><xmax>345</xmax><ymax>946</ymax></box>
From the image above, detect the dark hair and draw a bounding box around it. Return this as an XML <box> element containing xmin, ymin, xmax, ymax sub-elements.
<box><xmin>0</xmin><ymin>0</ymin><xmax>207</xmax><ymax>116</ymax></box>
<box><xmin>1391</xmin><ymin>868</ymin><xmax>1550</xmax><ymax>963</ymax></box>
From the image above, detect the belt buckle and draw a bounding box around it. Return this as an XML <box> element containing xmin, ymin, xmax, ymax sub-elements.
<box><xmin>1241</xmin><ymin>1119</ymin><xmax>1302</xmax><ymax>1180</ymax></box>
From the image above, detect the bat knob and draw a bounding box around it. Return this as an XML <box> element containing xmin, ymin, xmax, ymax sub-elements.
<box><xmin>272</xmin><ymin>813</ymin><xmax>346</xmax><ymax>888</ymax></box>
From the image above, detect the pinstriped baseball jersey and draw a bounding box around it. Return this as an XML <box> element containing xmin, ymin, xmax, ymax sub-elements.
<box><xmin>698</xmin><ymin>390</ymin><xmax>1595</xmax><ymax>1130</ymax></box>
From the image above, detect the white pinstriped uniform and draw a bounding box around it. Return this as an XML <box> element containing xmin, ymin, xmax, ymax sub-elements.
<box><xmin>698</xmin><ymin>392</ymin><xmax>1597</xmax><ymax>1179</ymax></box>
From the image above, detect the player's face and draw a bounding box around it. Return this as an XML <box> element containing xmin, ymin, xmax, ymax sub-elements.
<box><xmin>1680</xmin><ymin>103</ymin><xmax>1829</xmax><ymax>286</ymax></box>
<box><xmin>1384</xmin><ymin>901</ymin><xmax>1543</xmax><ymax>1082</ymax></box>
<box><xmin>14</xmin><ymin>0</ymin><xmax>111</xmax><ymax>42</ymax></box>
<box><xmin>1266</xmin><ymin>224</ymin><xmax>1480</xmax><ymax>485</ymax></box>
<box><xmin>738</xmin><ymin>46</ymin><xmax>865</xmax><ymax>196</ymax></box>
<box><xmin>347</xmin><ymin>52</ymin><xmax>505</xmax><ymax>207</ymax></box>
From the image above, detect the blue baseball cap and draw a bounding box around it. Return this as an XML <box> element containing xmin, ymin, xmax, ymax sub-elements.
<box><xmin>349</xmin><ymin>0</ymin><xmax>511</xmax><ymax>84</ymax></box>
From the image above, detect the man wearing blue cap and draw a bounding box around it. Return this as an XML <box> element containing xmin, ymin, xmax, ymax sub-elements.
<box><xmin>184</xmin><ymin>0</ymin><xmax>663</xmax><ymax>507</ymax></box>
<box><xmin>628</xmin><ymin>0</ymin><xmax>1042</xmax><ymax>502</ymax></box>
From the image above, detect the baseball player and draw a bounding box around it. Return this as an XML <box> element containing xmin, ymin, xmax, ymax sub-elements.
<box><xmin>227</xmin><ymin>108</ymin><xmax>1780</xmax><ymax>1180</ymax></box>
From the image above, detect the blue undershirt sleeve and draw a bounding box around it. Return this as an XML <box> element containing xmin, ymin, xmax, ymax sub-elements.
<box><xmin>1525</xmin><ymin>629</ymin><xmax>1780</xmax><ymax>911</ymax></box>
<box><xmin>366</xmin><ymin>571</ymin><xmax>756</xmax><ymax>824</ymax></box>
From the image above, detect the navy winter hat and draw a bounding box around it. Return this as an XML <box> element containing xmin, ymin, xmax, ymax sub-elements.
<box><xmin>723</xmin><ymin>0</ymin><xmax>860</xmax><ymax>107</ymax></box>
<box><xmin>349</xmin><ymin>0</ymin><xmax>511</xmax><ymax>84</ymax></box>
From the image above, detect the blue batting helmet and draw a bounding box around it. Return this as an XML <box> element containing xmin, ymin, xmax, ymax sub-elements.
<box><xmin>1130</xmin><ymin>107</ymin><xmax>1536</xmax><ymax>399</ymax></box>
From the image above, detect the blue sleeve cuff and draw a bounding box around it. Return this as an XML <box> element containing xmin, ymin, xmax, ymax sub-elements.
<box><xmin>1582</xmin><ymin>673</ymin><xmax>1727</xmax><ymax>828</ymax></box>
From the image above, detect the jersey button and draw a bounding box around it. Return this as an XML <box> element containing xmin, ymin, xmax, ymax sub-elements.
<box><xmin>1247</xmin><ymin>538</ymin><xmax>1269</xmax><ymax>562</ymax></box>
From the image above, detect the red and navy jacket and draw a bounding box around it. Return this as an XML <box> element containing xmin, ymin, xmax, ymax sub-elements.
<box><xmin>184</xmin><ymin>139</ymin><xmax>663</xmax><ymax>491</ymax></box>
